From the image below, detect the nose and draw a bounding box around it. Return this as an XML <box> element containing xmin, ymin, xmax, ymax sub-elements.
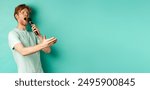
<box><xmin>24</xmin><ymin>12</ymin><xmax>28</xmax><ymax>16</ymax></box>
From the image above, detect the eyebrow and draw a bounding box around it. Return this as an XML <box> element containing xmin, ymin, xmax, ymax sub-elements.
<box><xmin>21</xmin><ymin>10</ymin><xmax>29</xmax><ymax>13</ymax></box>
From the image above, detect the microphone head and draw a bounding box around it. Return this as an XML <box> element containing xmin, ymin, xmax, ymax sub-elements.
<box><xmin>28</xmin><ymin>18</ymin><xmax>32</xmax><ymax>22</ymax></box>
<box><xmin>28</xmin><ymin>18</ymin><xmax>33</xmax><ymax>24</ymax></box>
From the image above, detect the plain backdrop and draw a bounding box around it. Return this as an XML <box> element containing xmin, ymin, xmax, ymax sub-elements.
<box><xmin>0</xmin><ymin>0</ymin><xmax>150</xmax><ymax>73</ymax></box>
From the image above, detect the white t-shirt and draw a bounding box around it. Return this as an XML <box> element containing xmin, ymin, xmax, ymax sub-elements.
<box><xmin>8</xmin><ymin>28</ymin><xmax>43</xmax><ymax>73</ymax></box>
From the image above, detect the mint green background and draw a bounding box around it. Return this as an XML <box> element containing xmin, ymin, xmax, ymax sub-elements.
<box><xmin>0</xmin><ymin>0</ymin><xmax>150</xmax><ymax>73</ymax></box>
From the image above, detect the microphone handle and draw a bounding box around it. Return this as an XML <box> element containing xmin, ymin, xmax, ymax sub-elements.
<box><xmin>29</xmin><ymin>21</ymin><xmax>39</xmax><ymax>36</ymax></box>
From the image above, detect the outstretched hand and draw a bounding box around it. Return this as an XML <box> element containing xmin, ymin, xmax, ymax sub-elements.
<box><xmin>40</xmin><ymin>36</ymin><xmax>57</xmax><ymax>48</ymax></box>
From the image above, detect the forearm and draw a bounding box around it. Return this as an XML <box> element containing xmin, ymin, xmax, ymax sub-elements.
<box><xmin>42</xmin><ymin>47</ymin><xmax>51</xmax><ymax>53</ymax></box>
<box><xmin>19</xmin><ymin>44</ymin><xmax>44</xmax><ymax>56</ymax></box>
<box><xmin>37</xmin><ymin>35</ymin><xmax>51</xmax><ymax>53</ymax></box>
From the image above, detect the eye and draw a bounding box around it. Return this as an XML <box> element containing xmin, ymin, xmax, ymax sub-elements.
<box><xmin>21</xmin><ymin>10</ymin><xmax>25</xmax><ymax>14</ymax></box>
<box><xmin>20</xmin><ymin>11</ymin><xmax>23</xmax><ymax>14</ymax></box>
<box><xmin>26</xmin><ymin>12</ymin><xmax>29</xmax><ymax>15</ymax></box>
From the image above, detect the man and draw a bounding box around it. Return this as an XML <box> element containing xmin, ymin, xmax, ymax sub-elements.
<box><xmin>8</xmin><ymin>4</ymin><xmax>57</xmax><ymax>73</ymax></box>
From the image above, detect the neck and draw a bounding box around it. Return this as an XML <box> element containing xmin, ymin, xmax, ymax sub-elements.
<box><xmin>17</xmin><ymin>23</ymin><xmax>26</xmax><ymax>30</ymax></box>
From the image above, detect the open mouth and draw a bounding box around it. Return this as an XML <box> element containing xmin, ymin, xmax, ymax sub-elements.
<box><xmin>24</xmin><ymin>17</ymin><xmax>28</xmax><ymax>21</ymax></box>
<box><xmin>24</xmin><ymin>17</ymin><xmax>32</xmax><ymax>23</ymax></box>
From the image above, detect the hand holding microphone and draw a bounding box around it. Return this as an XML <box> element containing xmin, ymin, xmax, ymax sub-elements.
<box><xmin>24</xmin><ymin>18</ymin><xmax>40</xmax><ymax>36</ymax></box>
<box><xmin>24</xmin><ymin>17</ymin><xmax>57</xmax><ymax>45</ymax></box>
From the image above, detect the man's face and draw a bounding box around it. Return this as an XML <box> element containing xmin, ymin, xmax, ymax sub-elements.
<box><xmin>16</xmin><ymin>8</ymin><xmax>30</xmax><ymax>26</ymax></box>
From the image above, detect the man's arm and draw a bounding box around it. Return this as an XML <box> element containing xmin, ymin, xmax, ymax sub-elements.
<box><xmin>38</xmin><ymin>35</ymin><xmax>56</xmax><ymax>53</ymax></box>
<box><xmin>31</xmin><ymin>24</ymin><xmax>56</xmax><ymax>53</ymax></box>
<box><xmin>14</xmin><ymin>38</ymin><xmax>53</xmax><ymax>56</ymax></box>
<box><xmin>42</xmin><ymin>47</ymin><xmax>51</xmax><ymax>53</ymax></box>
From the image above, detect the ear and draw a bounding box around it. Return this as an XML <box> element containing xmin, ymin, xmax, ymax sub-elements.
<box><xmin>15</xmin><ymin>14</ymin><xmax>19</xmax><ymax>20</ymax></box>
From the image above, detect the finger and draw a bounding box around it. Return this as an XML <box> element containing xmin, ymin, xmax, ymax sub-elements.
<box><xmin>52</xmin><ymin>38</ymin><xmax>57</xmax><ymax>42</ymax></box>
<box><xmin>33</xmin><ymin>26</ymin><xmax>36</xmax><ymax>30</ymax></box>
<box><xmin>33</xmin><ymin>30</ymin><xmax>38</xmax><ymax>33</ymax></box>
<box><xmin>49</xmin><ymin>38</ymin><xmax>56</xmax><ymax>43</ymax></box>
<box><xmin>47</xmin><ymin>37</ymin><xmax>56</xmax><ymax>42</ymax></box>
<box><xmin>33</xmin><ymin>28</ymin><xmax>39</xmax><ymax>32</ymax></box>
<box><xmin>46</xmin><ymin>38</ymin><xmax>52</xmax><ymax>41</ymax></box>
<box><xmin>48</xmin><ymin>42</ymin><xmax>53</xmax><ymax>46</ymax></box>
<box><xmin>53</xmin><ymin>39</ymin><xmax>57</xmax><ymax>43</ymax></box>
<box><xmin>31</xmin><ymin>26</ymin><xmax>35</xmax><ymax>29</ymax></box>
<box><xmin>32</xmin><ymin>24</ymin><xmax>36</xmax><ymax>27</ymax></box>
<box><xmin>32</xmin><ymin>25</ymin><xmax>35</xmax><ymax>28</ymax></box>
<box><xmin>50</xmin><ymin>39</ymin><xmax>57</xmax><ymax>44</ymax></box>
<box><xmin>32</xmin><ymin>27</ymin><xmax>36</xmax><ymax>31</ymax></box>
<box><xmin>47</xmin><ymin>41</ymin><xmax>54</xmax><ymax>46</ymax></box>
<box><xmin>54</xmin><ymin>39</ymin><xmax>57</xmax><ymax>42</ymax></box>
<box><xmin>50</xmin><ymin>38</ymin><xmax>56</xmax><ymax>42</ymax></box>
<box><xmin>31</xmin><ymin>26</ymin><xmax>34</xmax><ymax>30</ymax></box>
<box><xmin>48</xmin><ymin>38</ymin><xmax>54</xmax><ymax>42</ymax></box>
<box><xmin>49</xmin><ymin>37</ymin><xmax>55</xmax><ymax>40</ymax></box>
<box><xmin>43</xmin><ymin>36</ymin><xmax>46</xmax><ymax>39</ymax></box>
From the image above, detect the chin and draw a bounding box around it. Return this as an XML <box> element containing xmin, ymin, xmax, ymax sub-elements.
<box><xmin>21</xmin><ymin>22</ymin><xmax>28</xmax><ymax>26</ymax></box>
<box><xmin>19</xmin><ymin>19</ymin><xmax>28</xmax><ymax>26</ymax></box>
<box><xmin>24</xmin><ymin>23</ymin><xmax>28</xmax><ymax>26</ymax></box>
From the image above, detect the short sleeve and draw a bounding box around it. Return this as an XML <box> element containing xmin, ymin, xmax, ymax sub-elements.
<box><xmin>8</xmin><ymin>31</ymin><xmax>21</xmax><ymax>50</ymax></box>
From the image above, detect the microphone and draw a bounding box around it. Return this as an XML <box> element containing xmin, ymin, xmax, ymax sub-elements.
<box><xmin>24</xmin><ymin>17</ymin><xmax>39</xmax><ymax>35</ymax></box>
<box><xmin>28</xmin><ymin>18</ymin><xmax>34</xmax><ymax>25</ymax></box>
<box><xmin>24</xmin><ymin>17</ymin><xmax>58</xmax><ymax>44</ymax></box>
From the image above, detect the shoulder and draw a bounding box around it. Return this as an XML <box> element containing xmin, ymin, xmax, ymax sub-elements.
<box><xmin>8</xmin><ymin>28</ymin><xmax>19</xmax><ymax>38</ymax></box>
